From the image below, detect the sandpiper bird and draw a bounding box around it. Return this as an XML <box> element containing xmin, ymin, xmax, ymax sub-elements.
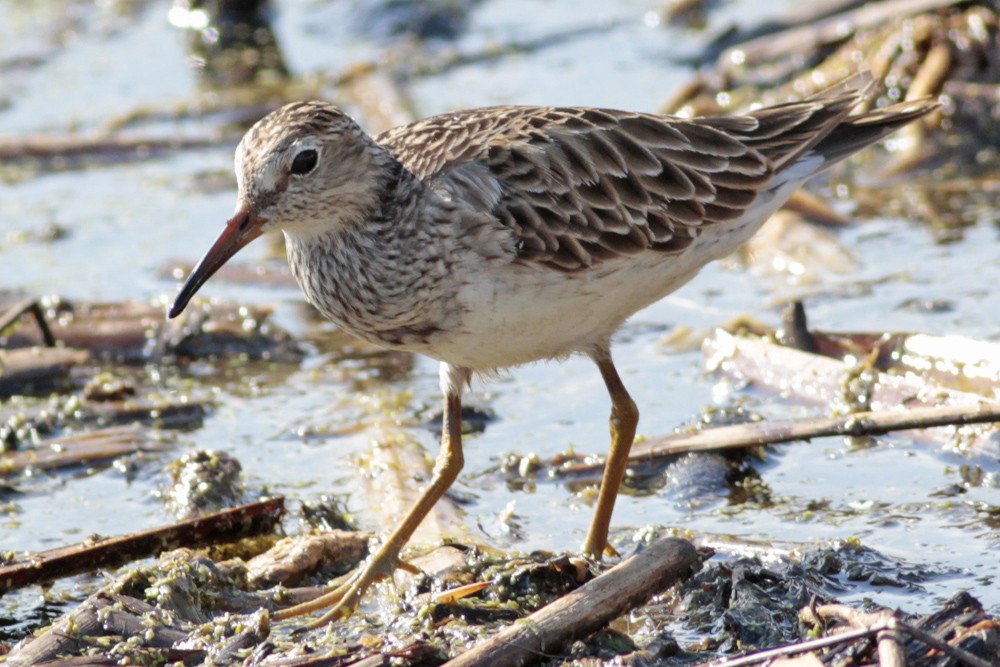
<box><xmin>169</xmin><ymin>76</ymin><xmax>934</xmax><ymax>626</ymax></box>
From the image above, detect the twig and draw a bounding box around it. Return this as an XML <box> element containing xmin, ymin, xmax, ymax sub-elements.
<box><xmin>809</xmin><ymin>606</ymin><xmax>908</xmax><ymax>667</ymax></box>
<box><xmin>802</xmin><ymin>603</ymin><xmax>996</xmax><ymax>667</ymax></box>
<box><xmin>444</xmin><ymin>537</ymin><xmax>699</xmax><ymax>667</ymax></box>
<box><xmin>0</xmin><ymin>497</ymin><xmax>285</xmax><ymax>591</ymax></box>
<box><xmin>695</xmin><ymin>608</ymin><xmax>994</xmax><ymax>667</ymax></box>
<box><xmin>0</xmin><ymin>298</ymin><xmax>56</xmax><ymax>346</ymax></box>
<box><xmin>558</xmin><ymin>402</ymin><xmax>1000</xmax><ymax>477</ymax></box>
<box><xmin>897</xmin><ymin>619</ymin><xmax>995</xmax><ymax>667</ymax></box>
<box><xmin>691</xmin><ymin>625</ymin><xmax>876</xmax><ymax>667</ymax></box>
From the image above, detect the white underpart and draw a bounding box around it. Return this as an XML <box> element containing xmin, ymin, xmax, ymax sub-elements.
<box><xmin>424</xmin><ymin>154</ymin><xmax>827</xmax><ymax>371</ymax></box>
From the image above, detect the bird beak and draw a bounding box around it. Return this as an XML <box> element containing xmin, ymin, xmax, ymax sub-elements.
<box><xmin>168</xmin><ymin>202</ymin><xmax>265</xmax><ymax>319</ymax></box>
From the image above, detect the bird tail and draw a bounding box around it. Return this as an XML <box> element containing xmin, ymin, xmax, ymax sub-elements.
<box><xmin>727</xmin><ymin>74</ymin><xmax>938</xmax><ymax>174</ymax></box>
<box><xmin>807</xmin><ymin>98</ymin><xmax>936</xmax><ymax>167</ymax></box>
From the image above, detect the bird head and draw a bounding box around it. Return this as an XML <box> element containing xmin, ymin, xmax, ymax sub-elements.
<box><xmin>169</xmin><ymin>101</ymin><xmax>383</xmax><ymax>319</ymax></box>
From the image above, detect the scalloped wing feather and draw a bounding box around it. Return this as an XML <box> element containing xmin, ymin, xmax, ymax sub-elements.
<box><xmin>375</xmin><ymin>85</ymin><xmax>930</xmax><ymax>273</ymax></box>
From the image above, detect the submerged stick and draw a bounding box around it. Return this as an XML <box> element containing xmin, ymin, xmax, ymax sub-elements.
<box><xmin>0</xmin><ymin>497</ymin><xmax>285</xmax><ymax>592</ymax></box>
<box><xmin>445</xmin><ymin>537</ymin><xmax>699</xmax><ymax>667</ymax></box>
<box><xmin>0</xmin><ymin>425</ymin><xmax>161</xmax><ymax>476</ymax></box>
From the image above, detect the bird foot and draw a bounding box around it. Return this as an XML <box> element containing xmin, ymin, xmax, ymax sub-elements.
<box><xmin>273</xmin><ymin>551</ymin><xmax>412</xmax><ymax>629</ymax></box>
<box><xmin>581</xmin><ymin>538</ymin><xmax>620</xmax><ymax>560</ymax></box>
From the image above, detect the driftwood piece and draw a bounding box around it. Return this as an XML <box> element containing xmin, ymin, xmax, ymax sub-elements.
<box><xmin>0</xmin><ymin>497</ymin><xmax>285</xmax><ymax>592</ymax></box>
<box><xmin>0</xmin><ymin>394</ymin><xmax>211</xmax><ymax>441</ymax></box>
<box><xmin>637</xmin><ymin>404</ymin><xmax>1000</xmax><ymax>455</ymax></box>
<box><xmin>246</xmin><ymin>532</ymin><xmax>371</xmax><ymax>587</ymax></box>
<box><xmin>805</xmin><ymin>331</ymin><xmax>1000</xmax><ymax>400</ymax></box>
<box><xmin>0</xmin><ymin>346</ymin><xmax>88</xmax><ymax>394</ymax></box>
<box><xmin>703</xmin><ymin>329</ymin><xmax>1000</xmax><ymax>453</ymax></box>
<box><xmin>80</xmin><ymin>397</ymin><xmax>210</xmax><ymax>429</ymax></box>
<box><xmin>2</xmin><ymin>298</ymin><xmax>301</xmax><ymax>364</ymax></box>
<box><xmin>0</xmin><ymin>425</ymin><xmax>162</xmax><ymax>476</ymax></box>
<box><xmin>444</xmin><ymin>537</ymin><xmax>699</xmax><ymax>667</ymax></box>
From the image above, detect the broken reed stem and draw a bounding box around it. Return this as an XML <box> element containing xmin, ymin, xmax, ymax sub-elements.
<box><xmin>445</xmin><ymin>538</ymin><xmax>700</xmax><ymax>667</ymax></box>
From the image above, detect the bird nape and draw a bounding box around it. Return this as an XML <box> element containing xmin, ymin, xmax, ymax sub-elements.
<box><xmin>168</xmin><ymin>74</ymin><xmax>936</xmax><ymax>628</ymax></box>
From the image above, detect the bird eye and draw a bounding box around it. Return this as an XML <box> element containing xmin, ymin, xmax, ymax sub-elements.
<box><xmin>290</xmin><ymin>149</ymin><xmax>318</xmax><ymax>175</ymax></box>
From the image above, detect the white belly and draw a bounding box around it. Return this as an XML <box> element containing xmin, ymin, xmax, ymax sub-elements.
<box><xmin>419</xmin><ymin>183</ymin><xmax>796</xmax><ymax>370</ymax></box>
<box><xmin>422</xmin><ymin>247</ymin><xmax>704</xmax><ymax>369</ymax></box>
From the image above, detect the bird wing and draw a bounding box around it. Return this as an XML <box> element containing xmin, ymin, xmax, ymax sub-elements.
<box><xmin>374</xmin><ymin>96</ymin><xmax>860</xmax><ymax>271</ymax></box>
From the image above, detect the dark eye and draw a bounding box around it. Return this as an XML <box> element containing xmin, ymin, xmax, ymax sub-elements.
<box><xmin>290</xmin><ymin>149</ymin><xmax>318</xmax><ymax>175</ymax></box>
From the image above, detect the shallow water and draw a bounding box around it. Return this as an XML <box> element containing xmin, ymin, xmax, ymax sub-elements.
<box><xmin>1</xmin><ymin>0</ymin><xmax>998</xmax><ymax>636</ymax></box>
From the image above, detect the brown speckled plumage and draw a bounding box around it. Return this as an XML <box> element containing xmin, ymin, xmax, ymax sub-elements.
<box><xmin>169</xmin><ymin>77</ymin><xmax>936</xmax><ymax>627</ymax></box>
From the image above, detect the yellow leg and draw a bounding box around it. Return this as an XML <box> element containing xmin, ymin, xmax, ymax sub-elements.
<box><xmin>274</xmin><ymin>391</ymin><xmax>465</xmax><ymax>628</ymax></box>
<box><xmin>581</xmin><ymin>348</ymin><xmax>638</xmax><ymax>559</ymax></box>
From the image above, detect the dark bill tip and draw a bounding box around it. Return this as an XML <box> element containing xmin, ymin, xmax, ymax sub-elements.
<box><xmin>168</xmin><ymin>205</ymin><xmax>263</xmax><ymax>319</ymax></box>
<box><xmin>168</xmin><ymin>289</ymin><xmax>195</xmax><ymax>319</ymax></box>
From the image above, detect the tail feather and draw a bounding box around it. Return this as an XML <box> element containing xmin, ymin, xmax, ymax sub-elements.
<box><xmin>716</xmin><ymin>74</ymin><xmax>937</xmax><ymax>175</ymax></box>
<box><xmin>809</xmin><ymin>98</ymin><xmax>936</xmax><ymax>167</ymax></box>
